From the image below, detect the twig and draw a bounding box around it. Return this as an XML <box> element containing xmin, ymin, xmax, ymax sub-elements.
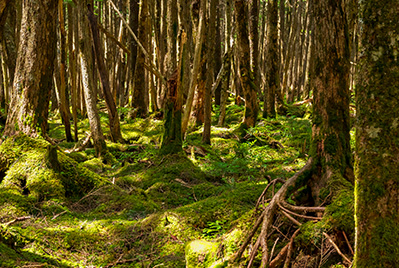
<box><xmin>269</xmin><ymin>237</ymin><xmax>280</xmax><ymax>263</ymax></box>
<box><xmin>65</xmin><ymin>132</ymin><xmax>92</xmax><ymax>153</ymax></box>
<box><xmin>255</xmin><ymin>178</ymin><xmax>286</xmax><ymax>210</ymax></box>
<box><xmin>343</xmin><ymin>231</ymin><xmax>354</xmax><ymax>256</ymax></box>
<box><xmin>323</xmin><ymin>232</ymin><xmax>352</xmax><ymax>264</ymax></box>
<box><xmin>51</xmin><ymin>210</ymin><xmax>67</xmax><ymax>221</ymax></box>
<box><xmin>281</xmin><ymin>210</ymin><xmax>302</xmax><ymax>227</ymax></box>
<box><xmin>3</xmin><ymin>216</ymin><xmax>31</xmax><ymax>227</ymax></box>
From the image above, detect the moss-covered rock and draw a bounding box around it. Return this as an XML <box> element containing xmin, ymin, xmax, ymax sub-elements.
<box><xmin>185</xmin><ymin>240</ymin><xmax>219</xmax><ymax>268</ymax></box>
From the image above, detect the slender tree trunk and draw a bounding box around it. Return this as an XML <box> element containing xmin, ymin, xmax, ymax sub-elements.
<box><xmin>235</xmin><ymin>0</ymin><xmax>258</xmax><ymax>130</ymax></box>
<box><xmin>78</xmin><ymin>0</ymin><xmax>107</xmax><ymax>156</ymax></box>
<box><xmin>181</xmin><ymin>0</ymin><xmax>206</xmax><ymax>135</ymax></box>
<box><xmin>355</xmin><ymin>1</ymin><xmax>399</xmax><ymax>266</ymax></box>
<box><xmin>249</xmin><ymin>0</ymin><xmax>260</xmax><ymax>95</ymax></box>
<box><xmin>88</xmin><ymin>5</ymin><xmax>123</xmax><ymax>143</ymax></box>
<box><xmin>131</xmin><ymin>1</ymin><xmax>149</xmax><ymax>118</ymax></box>
<box><xmin>58</xmin><ymin>0</ymin><xmax>73</xmax><ymax>142</ymax></box>
<box><xmin>263</xmin><ymin>0</ymin><xmax>279</xmax><ymax>118</ymax></box>
<box><xmin>203</xmin><ymin>0</ymin><xmax>218</xmax><ymax>144</ymax></box>
<box><xmin>3</xmin><ymin>0</ymin><xmax>57</xmax><ymax>137</ymax></box>
<box><xmin>68</xmin><ymin>3</ymin><xmax>79</xmax><ymax>141</ymax></box>
<box><xmin>308</xmin><ymin>0</ymin><xmax>353</xmax><ymax>204</ymax></box>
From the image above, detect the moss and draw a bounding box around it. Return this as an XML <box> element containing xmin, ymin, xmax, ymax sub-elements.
<box><xmin>81</xmin><ymin>158</ymin><xmax>105</xmax><ymax>173</ymax></box>
<box><xmin>185</xmin><ymin>240</ymin><xmax>219</xmax><ymax>268</ymax></box>
<box><xmin>324</xmin><ymin>189</ymin><xmax>354</xmax><ymax>234</ymax></box>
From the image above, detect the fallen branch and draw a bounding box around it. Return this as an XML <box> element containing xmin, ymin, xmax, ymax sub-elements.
<box><xmin>343</xmin><ymin>231</ymin><xmax>354</xmax><ymax>256</ymax></box>
<box><xmin>65</xmin><ymin>133</ymin><xmax>92</xmax><ymax>154</ymax></box>
<box><xmin>3</xmin><ymin>216</ymin><xmax>32</xmax><ymax>227</ymax></box>
<box><xmin>323</xmin><ymin>232</ymin><xmax>352</xmax><ymax>265</ymax></box>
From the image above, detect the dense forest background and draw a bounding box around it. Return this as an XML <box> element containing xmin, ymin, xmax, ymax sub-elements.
<box><xmin>0</xmin><ymin>0</ymin><xmax>398</xmax><ymax>267</ymax></box>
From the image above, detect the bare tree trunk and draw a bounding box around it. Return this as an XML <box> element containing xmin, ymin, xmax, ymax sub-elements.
<box><xmin>3</xmin><ymin>0</ymin><xmax>57</xmax><ymax>137</ymax></box>
<box><xmin>78</xmin><ymin>0</ymin><xmax>107</xmax><ymax>156</ymax></box>
<box><xmin>308</xmin><ymin>0</ymin><xmax>353</xmax><ymax>204</ymax></box>
<box><xmin>88</xmin><ymin>4</ymin><xmax>123</xmax><ymax>143</ymax></box>
<box><xmin>235</xmin><ymin>0</ymin><xmax>259</xmax><ymax>130</ymax></box>
<box><xmin>58</xmin><ymin>0</ymin><xmax>73</xmax><ymax>142</ymax></box>
<box><xmin>263</xmin><ymin>0</ymin><xmax>279</xmax><ymax>118</ymax></box>
<box><xmin>68</xmin><ymin>3</ymin><xmax>78</xmax><ymax>141</ymax></box>
<box><xmin>181</xmin><ymin>0</ymin><xmax>206</xmax><ymax>135</ymax></box>
<box><xmin>131</xmin><ymin>0</ymin><xmax>149</xmax><ymax>117</ymax></box>
<box><xmin>203</xmin><ymin>0</ymin><xmax>218</xmax><ymax>144</ymax></box>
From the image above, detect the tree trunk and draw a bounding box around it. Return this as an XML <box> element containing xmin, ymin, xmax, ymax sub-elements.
<box><xmin>355</xmin><ymin>1</ymin><xmax>399</xmax><ymax>266</ymax></box>
<box><xmin>58</xmin><ymin>0</ymin><xmax>73</xmax><ymax>142</ymax></box>
<box><xmin>78</xmin><ymin>0</ymin><xmax>107</xmax><ymax>157</ymax></box>
<box><xmin>203</xmin><ymin>0</ymin><xmax>218</xmax><ymax>144</ymax></box>
<box><xmin>87</xmin><ymin>5</ymin><xmax>123</xmax><ymax>143</ymax></box>
<box><xmin>160</xmin><ymin>33</ymin><xmax>186</xmax><ymax>155</ymax></box>
<box><xmin>263</xmin><ymin>0</ymin><xmax>279</xmax><ymax>118</ymax></box>
<box><xmin>128</xmin><ymin>0</ymin><xmax>139</xmax><ymax>107</ymax></box>
<box><xmin>3</xmin><ymin>0</ymin><xmax>57</xmax><ymax>137</ymax></box>
<box><xmin>308</xmin><ymin>0</ymin><xmax>353</xmax><ymax>204</ymax></box>
<box><xmin>235</xmin><ymin>0</ymin><xmax>258</xmax><ymax>130</ymax></box>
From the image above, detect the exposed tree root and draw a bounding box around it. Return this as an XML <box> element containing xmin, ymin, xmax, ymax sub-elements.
<box><xmin>233</xmin><ymin>158</ymin><xmax>321</xmax><ymax>268</ymax></box>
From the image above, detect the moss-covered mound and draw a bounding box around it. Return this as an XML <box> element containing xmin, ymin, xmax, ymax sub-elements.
<box><xmin>0</xmin><ymin>134</ymin><xmax>108</xmax><ymax>205</ymax></box>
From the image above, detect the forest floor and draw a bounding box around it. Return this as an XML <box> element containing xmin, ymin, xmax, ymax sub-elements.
<box><xmin>0</xmin><ymin>100</ymin><xmax>354</xmax><ymax>268</ymax></box>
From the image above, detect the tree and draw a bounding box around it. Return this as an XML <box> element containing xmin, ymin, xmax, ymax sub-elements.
<box><xmin>354</xmin><ymin>1</ymin><xmax>399</xmax><ymax>266</ymax></box>
<box><xmin>263</xmin><ymin>0</ymin><xmax>279</xmax><ymax>119</ymax></box>
<box><xmin>235</xmin><ymin>0</ymin><xmax>258</xmax><ymax>131</ymax></box>
<box><xmin>78</xmin><ymin>0</ymin><xmax>107</xmax><ymax>156</ymax></box>
<box><xmin>87</xmin><ymin>4</ymin><xmax>123</xmax><ymax>143</ymax></box>
<box><xmin>3</xmin><ymin>0</ymin><xmax>57</xmax><ymax>137</ymax></box>
<box><xmin>308</xmin><ymin>0</ymin><xmax>353</xmax><ymax>203</ymax></box>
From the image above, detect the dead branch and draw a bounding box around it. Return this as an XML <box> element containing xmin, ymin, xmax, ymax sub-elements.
<box><xmin>281</xmin><ymin>210</ymin><xmax>302</xmax><ymax>227</ymax></box>
<box><xmin>323</xmin><ymin>232</ymin><xmax>352</xmax><ymax>264</ymax></box>
<box><xmin>3</xmin><ymin>216</ymin><xmax>32</xmax><ymax>227</ymax></box>
<box><xmin>255</xmin><ymin>178</ymin><xmax>286</xmax><ymax>211</ymax></box>
<box><xmin>65</xmin><ymin>133</ymin><xmax>92</xmax><ymax>154</ymax></box>
<box><xmin>343</xmin><ymin>231</ymin><xmax>354</xmax><ymax>256</ymax></box>
<box><xmin>283</xmin><ymin>229</ymin><xmax>301</xmax><ymax>268</ymax></box>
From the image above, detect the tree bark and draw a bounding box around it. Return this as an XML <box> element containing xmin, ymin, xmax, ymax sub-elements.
<box><xmin>308</xmin><ymin>0</ymin><xmax>353</xmax><ymax>204</ymax></box>
<box><xmin>355</xmin><ymin>1</ymin><xmax>399</xmax><ymax>266</ymax></box>
<box><xmin>78</xmin><ymin>0</ymin><xmax>107</xmax><ymax>157</ymax></box>
<box><xmin>235</xmin><ymin>0</ymin><xmax>258</xmax><ymax>130</ymax></box>
<box><xmin>3</xmin><ymin>0</ymin><xmax>57</xmax><ymax>137</ymax></box>
<box><xmin>263</xmin><ymin>0</ymin><xmax>279</xmax><ymax>118</ymax></box>
<box><xmin>58</xmin><ymin>0</ymin><xmax>73</xmax><ymax>142</ymax></box>
<box><xmin>87</xmin><ymin>5</ymin><xmax>123</xmax><ymax>143</ymax></box>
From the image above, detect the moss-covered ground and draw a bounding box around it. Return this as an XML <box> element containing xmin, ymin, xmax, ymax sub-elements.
<box><xmin>0</xmin><ymin>101</ymin><xmax>353</xmax><ymax>267</ymax></box>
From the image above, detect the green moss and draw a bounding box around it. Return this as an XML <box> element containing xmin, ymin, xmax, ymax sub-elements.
<box><xmin>81</xmin><ymin>158</ymin><xmax>105</xmax><ymax>173</ymax></box>
<box><xmin>185</xmin><ymin>240</ymin><xmax>219</xmax><ymax>268</ymax></box>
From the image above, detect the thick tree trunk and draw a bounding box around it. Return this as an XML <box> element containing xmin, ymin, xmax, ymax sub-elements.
<box><xmin>235</xmin><ymin>0</ymin><xmax>258</xmax><ymax>130</ymax></box>
<box><xmin>78</xmin><ymin>0</ymin><xmax>107</xmax><ymax>157</ymax></box>
<box><xmin>87</xmin><ymin>5</ymin><xmax>123</xmax><ymax>143</ymax></box>
<box><xmin>355</xmin><ymin>1</ymin><xmax>399</xmax><ymax>266</ymax></box>
<box><xmin>3</xmin><ymin>0</ymin><xmax>57</xmax><ymax>137</ymax></box>
<box><xmin>309</xmin><ymin>0</ymin><xmax>353</xmax><ymax>204</ymax></box>
<box><xmin>263</xmin><ymin>0</ymin><xmax>279</xmax><ymax>119</ymax></box>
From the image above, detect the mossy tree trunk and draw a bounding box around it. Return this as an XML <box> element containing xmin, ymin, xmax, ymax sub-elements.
<box><xmin>235</xmin><ymin>0</ymin><xmax>258</xmax><ymax>130</ymax></box>
<box><xmin>308</xmin><ymin>0</ymin><xmax>353</xmax><ymax>204</ymax></box>
<box><xmin>354</xmin><ymin>1</ymin><xmax>399</xmax><ymax>266</ymax></box>
<box><xmin>263</xmin><ymin>0</ymin><xmax>279</xmax><ymax>119</ymax></box>
<box><xmin>3</xmin><ymin>0</ymin><xmax>57</xmax><ymax>138</ymax></box>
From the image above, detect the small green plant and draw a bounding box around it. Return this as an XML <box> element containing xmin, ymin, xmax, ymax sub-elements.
<box><xmin>202</xmin><ymin>219</ymin><xmax>227</xmax><ymax>238</ymax></box>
